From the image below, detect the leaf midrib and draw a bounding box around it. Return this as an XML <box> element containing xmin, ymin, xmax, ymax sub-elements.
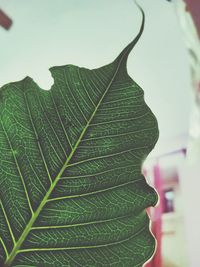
<box><xmin>5</xmin><ymin>52</ymin><xmax>127</xmax><ymax>266</ymax></box>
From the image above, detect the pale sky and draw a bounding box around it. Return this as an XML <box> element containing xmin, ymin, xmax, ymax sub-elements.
<box><xmin>0</xmin><ymin>0</ymin><xmax>192</xmax><ymax>155</ymax></box>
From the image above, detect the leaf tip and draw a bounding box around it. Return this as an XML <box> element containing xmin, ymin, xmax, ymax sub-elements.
<box><xmin>115</xmin><ymin>2</ymin><xmax>145</xmax><ymax>67</ymax></box>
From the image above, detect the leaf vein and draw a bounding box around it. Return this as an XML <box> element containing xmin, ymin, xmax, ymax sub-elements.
<box><xmin>0</xmin><ymin>200</ymin><xmax>16</xmax><ymax>245</ymax></box>
<box><xmin>1</xmin><ymin>122</ymin><xmax>34</xmax><ymax>215</ymax></box>
<box><xmin>18</xmin><ymin>225</ymin><xmax>147</xmax><ymax>253</ymax></box>
<box><xmin>24</xmin><ymin>92</ymin><xmax>53</xmax><ymax>186</ymax></box>
<box><xmin>47</xmin><ymin>180</ymin><xmax>141</xmax><ymax>202</ymax></box>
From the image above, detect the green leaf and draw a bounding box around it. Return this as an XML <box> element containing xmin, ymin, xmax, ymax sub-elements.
<box><xmin>0</xmin><ymin>9</ymin><xmax>159</xmax><ymax>267</ymax></box>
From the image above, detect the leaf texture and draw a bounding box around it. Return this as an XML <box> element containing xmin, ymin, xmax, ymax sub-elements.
<box><xmin>0</xmin><ymin>9</ymin><xmax>159</xmax><ymax>267</ymax></box>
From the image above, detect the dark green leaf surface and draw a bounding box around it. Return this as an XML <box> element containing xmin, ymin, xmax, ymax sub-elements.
<box><xmin>0</xmin><ymin>10</ymin><xmax>159</xmax><ymax>267</ymax></box>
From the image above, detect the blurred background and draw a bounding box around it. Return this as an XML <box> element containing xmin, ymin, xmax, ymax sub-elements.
<box><xmin>0</xmin><ymin>0</ymin><xmax>199</xmax><ymax>266</ymax></box>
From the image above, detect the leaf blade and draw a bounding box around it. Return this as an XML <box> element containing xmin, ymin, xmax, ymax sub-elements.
<box><xmin>0</xmin><ymin>9</ymin><xmax>159</xmax><ymax>267</ymax></box>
